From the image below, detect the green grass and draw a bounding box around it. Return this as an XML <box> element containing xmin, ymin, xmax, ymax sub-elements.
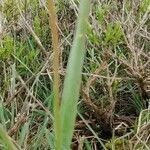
<box><xmin>59</xmin><ymin>1</ymin><xmax>90</xmax><ymax>149</ymax></box>
<box><xmin>0</xmin><ymin>125</ymin><xmax>18</xmax><ymax>150</ymax></box>
<box><xmin>0</xmin><ymin>0</ymin><xmax>150</xmax><ymax>149</ymax></box>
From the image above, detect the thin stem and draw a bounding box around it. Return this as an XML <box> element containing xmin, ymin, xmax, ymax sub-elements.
<box><xmin>47</xmin><ymin>1</ymin><xmax>60</xmax><ymax>150</ymax></box>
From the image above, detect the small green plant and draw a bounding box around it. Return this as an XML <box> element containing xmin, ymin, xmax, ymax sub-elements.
<box><xmin>104</xmin><ymin>22</ymin><xmax>123</xmax><ymax>46</ymax></box>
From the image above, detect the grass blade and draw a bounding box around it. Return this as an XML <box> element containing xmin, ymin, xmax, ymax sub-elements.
<box><xmin>60</xmin><ymin>0</ymin><xmax>91</xmax><ymax>149</ymax></box>
<box><xmin>0</xmin><ymin>125</ymin><xmax>17</xmax><ymax>150</ymax></box>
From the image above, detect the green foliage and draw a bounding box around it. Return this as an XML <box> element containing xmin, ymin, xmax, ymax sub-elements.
<box><xmin>0</xmin><ymin>103</ymin><xmax>6</xmax><ymax>129</ymax></box>
<box><xmin>14</xmin><ymin>38</ymin><xmax>40</xmax><ymax>74</ymax></box>
<box><xmin>96</xmin><ymin>4</ymin><xmax>109</xmax><ymax>25</ymax></box>
<box><xmin>0</xmin><ymin>36</ymin><xmax>13</xmax><ymax>60</ymax></box>
<box><xmin>0</xmin><ymin>0</ymin><xmax>19</xmax><ymax>22</ymax></box>
<box><xmin>112</xmin><ymin>80</ymin><xmax>121</xmax><ymax>95</ymax></box>
<box><xmin>33</xmin><ymin>8</ymin><xmax>50</xmax><ymax>45</ymax></box>
<box><xmin>33</xmin><ymin>16</ymin><xmax>41</xmax><ymax>36</ymax></box>
<box><xmin>140</xmin><ymin>0</ymin><xmax>150</xmax><ymax>14</ymax></box>
<box><xmin>19</xmin><ymin>121</ymin><xmax>30</xmax><ymax>147</ymax></box>
<box><xmin>104</xmin><ymin>22</ymin><xmax>123</xmax><ymax>46</ymax></box>
<box><xmin>105</xmin><ymin>138</ymin><xmax>129</xmax><ymax>150</ymax></box>
<box><xmin>129</xmin><ymin>83</ymin><xmax>144</xmax><ymax>113</ymax></box>
<box><xmin>84</xmin><ymin>139</ymin><xmax>93</xmax><ymax>150</ymax></box>
<box><xmin>87</xmin><ymin>24</ymin><xmax>99</xmax><ymax>46</ymax></box>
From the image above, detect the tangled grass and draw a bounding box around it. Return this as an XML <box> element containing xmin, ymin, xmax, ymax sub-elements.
<box><xmin>0</xmin><ymin>0</ymin><xmax>150</xmax><ymax>149</ymax></box>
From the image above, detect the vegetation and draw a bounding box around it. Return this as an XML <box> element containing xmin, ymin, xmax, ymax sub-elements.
<box><xmin>0</xmin><ymin>0</ymin><xmax>150</xmax><ymax>149</ymax></box>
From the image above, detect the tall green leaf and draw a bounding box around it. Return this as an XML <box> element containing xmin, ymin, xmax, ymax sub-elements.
<box><xmin>60</xmin><ymin>0</ymin><xmax>90</xmax><ymax>149</ymax></box>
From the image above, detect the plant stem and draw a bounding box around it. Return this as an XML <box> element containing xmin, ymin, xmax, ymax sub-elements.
<box><xmin>47</xmin><ymin>1</ymin><xmax>60</xmax><ymax>150</ymax></box>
